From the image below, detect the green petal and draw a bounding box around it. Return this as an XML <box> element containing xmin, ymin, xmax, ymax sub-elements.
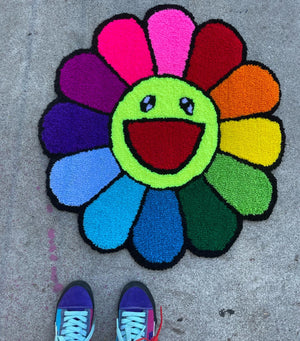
<box><xmin>178</xmin><ymin>177</ymin><xmax>240</xmax><ymax>253</ymax></box>
<box><xmin>205</xmin><ymin>153</ymin><xmax>273</xmax><ymax>216</ymax></box>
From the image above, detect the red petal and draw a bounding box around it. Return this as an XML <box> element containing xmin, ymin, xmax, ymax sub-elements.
<box><xmin>185</xmin><ymin>21</ymin><xmax>246</xmax><ymax>91</ymax></box>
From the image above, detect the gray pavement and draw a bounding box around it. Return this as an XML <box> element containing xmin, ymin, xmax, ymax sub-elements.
<box><xmin>1</xmin><ymin>0</ymin><xmax>299</xmax><ymax>340</ymax></box>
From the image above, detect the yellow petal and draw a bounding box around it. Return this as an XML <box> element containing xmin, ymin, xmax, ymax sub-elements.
<box><xmin>220</xmin><ymin>117</ymin><xmax>282</xmax><ymax>167</ymax></box>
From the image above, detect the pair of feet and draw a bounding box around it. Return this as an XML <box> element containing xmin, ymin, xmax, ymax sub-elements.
<box><xmin>55</xmin><ymin>281</ymin><xmax>162</xmax><ymax>341</ymax></box>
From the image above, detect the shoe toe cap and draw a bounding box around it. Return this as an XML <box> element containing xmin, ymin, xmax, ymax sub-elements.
<box><xmin>119</xmin><ymin>286</ymin><xmax>153</xmax><ymax>310</ymax></box>
<box><xmin>58</xmin><ymin>285</ymin><xmax>93</xmax><ymax>309</ymax></box>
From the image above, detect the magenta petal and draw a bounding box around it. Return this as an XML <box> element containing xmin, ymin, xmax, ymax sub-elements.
<box><xmin>147</xmin><ymin>8</ymin><xmax>195</xmax><ymax>77</ymax></box>
<box><xmin>40</xmin><ymin>102</ymin><xmax>110</xmax><ymax>155</ymax></box>
<box><xmin>97</xmin><ymin>17</ymin><xmax>154</xmax><ymax>85</ymax></box>
<box><xmin>58</xmin><ymin>52</ymin><xmax>128</xmax><ymax>113</ymax></box>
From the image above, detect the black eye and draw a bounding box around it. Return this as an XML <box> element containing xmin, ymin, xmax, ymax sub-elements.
<box><xmin>140</xmin><ymin>95</ymin><xmax>156</xmax><ymax>112</ymax></box>
<box><xmin>180</xmin><ymin>97</ymin><xmax>194</xmax><ymax>115</ymax></box>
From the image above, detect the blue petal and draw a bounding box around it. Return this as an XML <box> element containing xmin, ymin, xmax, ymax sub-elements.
<box><xmin>49</xmin><ymin>148</ymin><xmax>120</xmax><ymax>206</ymax></box>
<box><xmin>132</xmin><ymin>189</ymin><xmax>184</xmax><ymax>264</ymax></box>
<box><xmin>83</xmin><ymin>175</ymin><xmax>146</xmax><ymax>250</ymax></box>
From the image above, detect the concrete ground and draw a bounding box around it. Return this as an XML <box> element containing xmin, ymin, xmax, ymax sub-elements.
<box><xmin>1</xmin><ymin>0</ymin><xmax>299</xmax><ymax>340</ymax></box>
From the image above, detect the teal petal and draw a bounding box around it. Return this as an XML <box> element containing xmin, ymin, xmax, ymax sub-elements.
<box><xmin>83</xmin><ymin>175</ymin><xmax>146</xmax><ymax>250</ymax></box>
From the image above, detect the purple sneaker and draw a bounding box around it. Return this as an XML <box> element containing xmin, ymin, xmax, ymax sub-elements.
<box><xmin>55</xmin><ymin>281</ymin><xmax>95</xmax><ymax>341</ymax></box>
<box><xmin>116</xmin><ymin>281</ymin><xmax>162</xmax><ymax>341</ymax></box>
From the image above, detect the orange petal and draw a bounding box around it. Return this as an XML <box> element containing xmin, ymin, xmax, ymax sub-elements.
<box><xmin>210</xmin><ymin>63</ymin><xmax>280</xmax><ymax>119</ymax></box>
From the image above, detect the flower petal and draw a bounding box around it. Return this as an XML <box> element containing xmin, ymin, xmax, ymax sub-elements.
<box><xmin>58</xmin><ymin>52</ymin><xmax>128</xmax><ymax>113</ymax></box>
<box><xmin>146</xmin><ymin>7</ymin><xmax>195</xmax><ymax>77</ymax></box>
<box><xmin>40</xmin><ymin>102</ymin><xmax>110</xmax><ymax>155</ymax></box>
<box><xmin>82</xmin><ymin>176</ymin><xmax>146</xmax><ymax>250</ymax></box>
<box><xmin>132</xmin><ymin>189</ymin><xmax>184</xmax><ymax>265</ymax></box>
<box><xmin>49</xmin><ymin>148</ymin><xmax>121</xmax><ymax>207</ymax></box>
<box><xmin>204</xmin><ymin>153</ymin><xmax>274</xmax><ymax>217</ymax></box>
<box><xmin>210</xmin><ymin>63</ymin><xmax>280</xmax><ymax>119</ymax></box>
<box><xmin>185</xmin><ymin>21</ymin><xmax>245</xmax><ymax>91</ymax></box>
<box><xmin>178</xmin><ymin>177</ymin><xmax>240</xmax><ymax>254</ymax></box>
<box><xmin>220</xmin><ymin>117</ymin><xmax>283</xmax><ymax>167</ymax></box>
<box><xmin>97</xmin><ymin>17</ymin><xmax>153</xmax><ymax>85</ymax></box>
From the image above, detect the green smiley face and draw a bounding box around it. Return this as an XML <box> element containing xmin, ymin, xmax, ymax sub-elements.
<box><xmin>111</xmin><ymin>76</ymin><xmax>219</xmax><ymax>189</ymax></box>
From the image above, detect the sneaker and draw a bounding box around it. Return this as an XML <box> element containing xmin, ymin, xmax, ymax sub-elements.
<box><xmin>55</xmin><ymin>280</ymin><xmax>95</xmax><ymax>341</ymax></box>
<box><xmin>116</xmin><ymin>281</ymin><xmax>162</xmax><ymax>341</ymax></box>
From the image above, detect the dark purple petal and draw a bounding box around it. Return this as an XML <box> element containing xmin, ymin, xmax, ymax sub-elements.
<box><xmin>58</xmin><ymin>53</ymin><xmax>128</xmax><ymax>113</ymax></box>
<box><xmin>41</xmin><ymin>102</ymin><xmax>110</xmax><ymax>155</ymax></box>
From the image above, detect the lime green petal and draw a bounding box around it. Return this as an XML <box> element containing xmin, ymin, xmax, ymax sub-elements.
<box><xmin>204</xmin><ymin>153</ymin><xmax>273</xmax><ymax>216</ymax></box>
<box><xmin>178</xmin><ymin>177</ymin><xmax>240</xmax><ymax>253</ymax></box>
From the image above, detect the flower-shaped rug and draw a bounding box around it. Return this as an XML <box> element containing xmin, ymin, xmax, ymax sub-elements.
<box><xmin>39</xmin><ymin>5</ymin><xmax>284</xmax><ymax>270</ymax></box>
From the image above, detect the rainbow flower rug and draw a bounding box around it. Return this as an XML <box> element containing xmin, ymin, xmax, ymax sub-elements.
<box><xmin>39</xmin><ymin>5</ymin><xmax>284</xmax><ymax>270</ymax></box>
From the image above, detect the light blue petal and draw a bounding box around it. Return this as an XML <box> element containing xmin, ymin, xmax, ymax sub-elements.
<box><xmin>132</xmin><ymin>189</ymin><xmax>184</xmax><ymax>264</ymax></box>
<box><xmin>49</xmin><ymin>148</ymin><xmax>120</xmax><ymax>206</ymax></box>
<box><xmin>83</xmin><ymin>175</ymin><xmax>146</xmax><ymax>250</ymax></box>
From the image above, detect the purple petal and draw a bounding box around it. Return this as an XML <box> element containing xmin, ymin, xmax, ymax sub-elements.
<box><xmin>58</xmin><ymin>52</ymin><xmax>128</xmax><ymax>113</ymax></box>
<box><xmin>41</xmin><ymin>102</ymin><xmax>110</xmax><ymax>155</ymax></box>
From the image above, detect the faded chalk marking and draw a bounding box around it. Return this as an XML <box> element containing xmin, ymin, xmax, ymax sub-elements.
<box><xmin>48</xmin><ymin>228</ymin><xmax>63</xmax><ymax>293</ymax></box>
<box><xmin>48</xmin><ymin>228</ymin><xmax>55</xmax><ymax>239</ymax></box>
<box><xmin>47</xmin><ymin>204</ymin><xmax>53</xmax><ymax>213</ymax></box>
<box><xmin>50</xmin><ymin>254</ymin><xmax>58</xmax><ymax>261</ymax></box>
<box><xmin>48</xmin><ymin>228</ymin><xmax>57</xmax><ymax>255</ymax></box>
<box><xmin>51</xmin><ymin>266</ymin><xmax>58</xmax><ymax>282</ymax></box>
<box><xmin>49</xmin><ymin>243</ymin><xmax>56</xmax><ymax>253</ymax></box>
<box><xmin>54</xmin><ymin>283</ymin><xmax>64</xmax><ymax>293</ymax></box>
<box><xmin>51</xmin><ymin>266</ymin><xmax>63</xmax><ymax>293</ymax></box>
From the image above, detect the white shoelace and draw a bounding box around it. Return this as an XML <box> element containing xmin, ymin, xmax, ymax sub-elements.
<box><xmin>116</xmin><ymin>311</ymin><xmax>147</xmax><ymax>341</ymax></box>
<box><xmin>55</xmin><ymin>310</ymin><xmax>94</xmax><ymax>341</ymax></box>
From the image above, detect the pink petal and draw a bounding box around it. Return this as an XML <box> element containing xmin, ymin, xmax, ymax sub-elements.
<box><xmin>147</xmin><ymin>8</ymin><xmax>195</xmax><ymax>77</ymax></box>
<box><xmin>97</xmin><ymin>17</ymin><xmax>154</xmax><ymax>85</ymax></box>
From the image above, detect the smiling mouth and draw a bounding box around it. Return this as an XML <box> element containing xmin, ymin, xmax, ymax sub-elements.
<box><xmin>124</xmin><ymin>119</ymin><xmax>205</xmax><ymax>174</ymax></box>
